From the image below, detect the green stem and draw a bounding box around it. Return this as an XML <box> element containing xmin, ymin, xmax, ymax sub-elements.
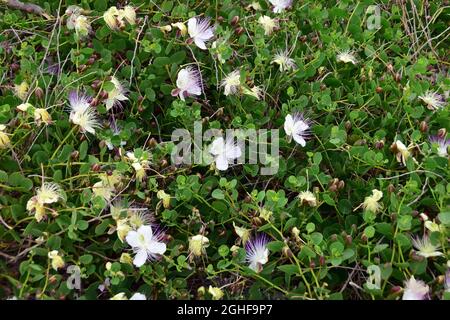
<box><xmin>50</xmin><ymin>127</ymin><xmax>76</xmax><ymax>160</ymax></box>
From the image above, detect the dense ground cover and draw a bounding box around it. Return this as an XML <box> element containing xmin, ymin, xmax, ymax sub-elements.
<box><xmin>0</xmin><ymin>0</ymin><xmax>449</xmax><ymax>300</ymax></box>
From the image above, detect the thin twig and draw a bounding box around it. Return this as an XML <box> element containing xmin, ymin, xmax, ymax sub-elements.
<box><xmin>129</xmin><ymin>15</ymin><xmax>148</xmax><ymax>86</ymax></box>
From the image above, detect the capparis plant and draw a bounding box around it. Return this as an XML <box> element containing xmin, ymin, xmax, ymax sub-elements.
<box><xmin>0</xmin><ymin>0</ymin><xmax>449</xmax><ymax>300</ymax></box>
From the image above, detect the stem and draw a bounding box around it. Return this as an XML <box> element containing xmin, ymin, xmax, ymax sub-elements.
<box><xmin>50</xmin><ymin>126</ymin><xmax>76</xmax><ymax>160</ymax></box>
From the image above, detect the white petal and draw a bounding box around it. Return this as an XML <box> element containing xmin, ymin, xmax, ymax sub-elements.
<box><xmin>176</xmin><ymin>69</ymin><xmax>189</xmax><ymax>89</ymax></box>
<box><xmin>293</xmin><ymin>120</ymin><xmax>309</xmax><ymax>133</ymax></box>
<box><xmin>188</xmin><ymin>84</ymin><xmax>202</xmax><ymax>96</ymax></box>
<box><xmin>209</xmin><ymin>137</ymin><xmax>225</xmax><ymax>155</ymax></box>
<box><xmin>293</xmin><ymin>134</ymin><xmax>306</xmax><ymax>147</ymax></box>
<box><xmin>138</xmin><ymin>225</ymin><xmax>153</xmax><ymax>240</ymax></box>
<box><xmin>226</xmin><ymin>145</ymin><xmax>241</xmax><ymax>160</ymax></box>
<box><xmin>215</xmin><ymin>153</ymin><xmax>229</xmax><ymax>171</ymax></box>
<box><xmin>249</xmin><ymin>261</ymin><xmax>258</xmax><ymax>271</ymax></box>
<box><xmin>198</xmin><ymin>30</ymin><xmax>214</xmax><ymax>40</ymax></box>
<box><xmin>224</xmin><ymin>86</ymin><xmax>231</xmax><ymax>96</ymax></box>
<box><xmin>284</xmin><ymin>115</ymin><xmax>294</xmax><ymax>136</ymax></box>
<box><xmin>133</xmin><ymin>249</ymin><xmax>148</xmax><ymax>267</ymax></box>
<box><xmin>194</xmin><ymin>38</ymin><xmax>207</xmax><ymax>50</ymax></box>
<box><xmin>187</xmin><ymin>17</ymin><xmax>197</xmax><ymax>37</ymax></box>
<box><xmin>116</xmin><ymin>94</ymin><xmax>128</xmax><ymax>101</ymax></box>
<box><xmin>125</xmin><ymin>230</ymin><xmax>140</xmax><ymax>248</ymax></box>
<box><xmin>105</xmin><ymin>99</ymin><xmax>113</xmax><ymax>110</ymax></box>
<box><xmin>149</xmin><ymin>241</ymin><xmax>167</xmax><ymax>255</ymax></box>
<box><xmin>130</xmin><ymin>293</ymin><xmax>146</xmax><ymax>300</ymax></box>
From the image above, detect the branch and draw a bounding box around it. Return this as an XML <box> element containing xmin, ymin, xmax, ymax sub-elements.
<box><xmin>2</xmin><ymin>0</ymin><xmax>52</xmax><ymax>19</ymax></box>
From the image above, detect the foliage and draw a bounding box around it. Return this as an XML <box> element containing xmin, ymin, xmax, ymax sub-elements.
<box><xmin>0</xmin><ymin>0</ymin><xmax>449</xmax><ymax>300</ymax></box>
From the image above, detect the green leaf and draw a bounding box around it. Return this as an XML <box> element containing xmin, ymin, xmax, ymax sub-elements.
<box><xmin>310</xmin><ymin>232</ymin><xmax>323</xmax><ymax>245</ymax></box>
<box><xmin>79</xmin><ymin>140</ymin><xmax>88</xmax><ymax>160</ymax></box>
<box><xmin>364</xmin><ymin>226</ymin><xmax>375</xmax><ymax>239</ymax></box>
<box><xmin>80</xmin><ymin>254</ymin><xmax>93</xmax><ymax>265</ymax></box>
<box><xmin>306</xmin><ymin>222</ymin><xmax>315</xmax><ymax>233</ymax></box>
<box><xmin>397</xmin><ymin>215</ymin><xmax>412</xmax><ymax>231</ymax></box>
<box><xmin>266</xmin><ymin>241</ymin><xmax>285</xmax><ymax>252</ymax></box>
<box><xmin>372</xmin><ymin>244</ymin><xmax>389</xmax><ymax>254</ymax></box>
<box><xmin>211</xmin><ymin>189</ymin><xmax>225</xmax><ymax>200</ymax></box>
<box><xmin>8</xmin><ymin>172</ymin><xmax>33</xmax><ymax>190</ymax></box>
<box><xmin>218</xmin><ymin>245</ymin><xmax>229</xmax><ymax>257</ymax></box>
<box><xmin>94</xmin><ymin>0</ymin><xmax>107</xmax><ymax>11</ymax></box>
<box><xmin>95</xmin><ymin>219</ymin><xmax>112</xmax><ymax>235</ymax></box>
<box><xmin>438</xmin><ymin>211</ymin><xmax>450</xmax><ymax>225</ymax></box>
<box><xmin>277</xmin><ymin>264</ymin><xmax>298</xmax><ymax>275</ymax></box>
<box><xmin>77</xmin><ymin>220</ymin><xmax>89</xmax><ymax>231</ymax></box>
<box><xmin>169</xmin><ymin>51</ymin><xmax>186</xmax><ymax>64</ymax></box>
<box><xmin>0</xmin><ymin>170</ymin><xmax>8</xmax><ymax>182</ymax></box>
<box><xmin>153</xmin><ymin>57</ymin><xmax>171</xmax><ymax>67</ymax></box>
<box><xmin>47</xmin><ymin>235</ymin><xmax>61</xmax><ymax>250</ymax></box>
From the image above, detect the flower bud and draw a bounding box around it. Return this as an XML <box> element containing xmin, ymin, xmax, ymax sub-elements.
<box><xmin>148</xmin><ymin>137</ymin><xmax>158</xmax><ymax>148</ymax></box>
<box><xmin>202</xmin><ymin>116</ymin><xmax>210</xmax><ymax>125</ymax></box>
<box><xmin>11</xmin><ymin>63</ymin><xmax>20</xmax><ymax>72</ymax></box>
<box><xmin>375</xmin><ymin>140</ymin><xmax>384</xmax><ymax>149</ymax></box>
<box><xmin>48</xmin><ymin>250</ymin><xmax>65</xmax><ymax>271</ymax></box>
<box><xmin>189</xmin><ymin>235</ymin><xmax>209</xmax><ymax>257</ymax></box>
<box><xmin>157</xmin><ymin>190</ymin><xmax>171</xmax><ymax>209</ymax></box>
<box><xmin>87</xmin><ymin>57</ymin><xmax>96</xmax><ymax>65</ymax></box>
<box><xmin>91</xmin><ymin>79</ymin><xmax>101</xmax><ymax>90</ymax></box>
<box><xmin>34</xmin><ymin>87</ymin><xmax>44</xmax><ymax>100</ymax></box>
<box><xmin>282</xmin><ymin>246</ymin><xmax>293</xmax><ymax>258</ymax></box>
<box><xmin>71</xmin><ymin>150</ymin><xmax>79</xmax><ymax>160</ymax></box>
<box><xmin>252</xmin><ymin>216</ymin><xmax>262</xmax><ymax>226</ymax></box>
<box><xmin>389</xmin><ymin>142</ymin><xmax>399</xmax><ymax>153</ymax></box>
<box><xmin>78</xmin><ymin>64</ymin><xmax>87</xmax><ymax>73</ymax></box>
<box><xmin>387</xmin><ymin>184</ymin><xmax>395</xmax><ymax>193</ymax></box>
<box><xmin>328</xmin><ymin>184</ymin><xmax>338</xmax><ymax>192</ymax></box>
<box><xmin>319</xmin><ymin>256</ymin><xmax>325</xmax><ymax>266</ymax></box>
<box><xmin>235</xmin><ymin>27</ymin><xmax>244</xmax><ymax>35</ymax></box>
<box><xmin>361</xmin><ymin>234</ymin><xmax>368</xmax><ymax>243</ymax></box>
<box><xmin>208</xmin><ymin>286</ymin><xmax>224</xmax><ymax>300</ymax></box>
<box><xmin>345</xmin><ymin>121</ymin><xmax>352</xmax><ymax>131</ymax></box>
<box><xmin>390</xmin><ymin>286</ymin><xmax>401</xmax><ymax>294</ymax></box>
<box><xmin>419</xmin><ymin>121</ymin><xmax>428</xmax><ymax>132</ymax></box>
<box><xmin>437</xmin><ymin>128</ymin><xmax>447</xmax><ymax>138</ymax></box>
<box><xmin>197</xmin><ymin>286</ymin><xmax>206</xmax><ymax>297</ymax></box>
<box><xmin>345</xmin><ymin>235</ymin><xmax>352</xmax><ymax>245</ymax></box>
<box><xmin>230</xmin><ymin>16</ymin><xmax>240</xmax><ymax>26</ymax></box>
<box><xmin>411</xmin><ymin>251</ymin><xmax>424</xmax><ymax>262</ymax></box>
<box><xmin>159</xmin><ymin>159</ymin><xmax>168</xmax><ymax>168</ymax></box>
